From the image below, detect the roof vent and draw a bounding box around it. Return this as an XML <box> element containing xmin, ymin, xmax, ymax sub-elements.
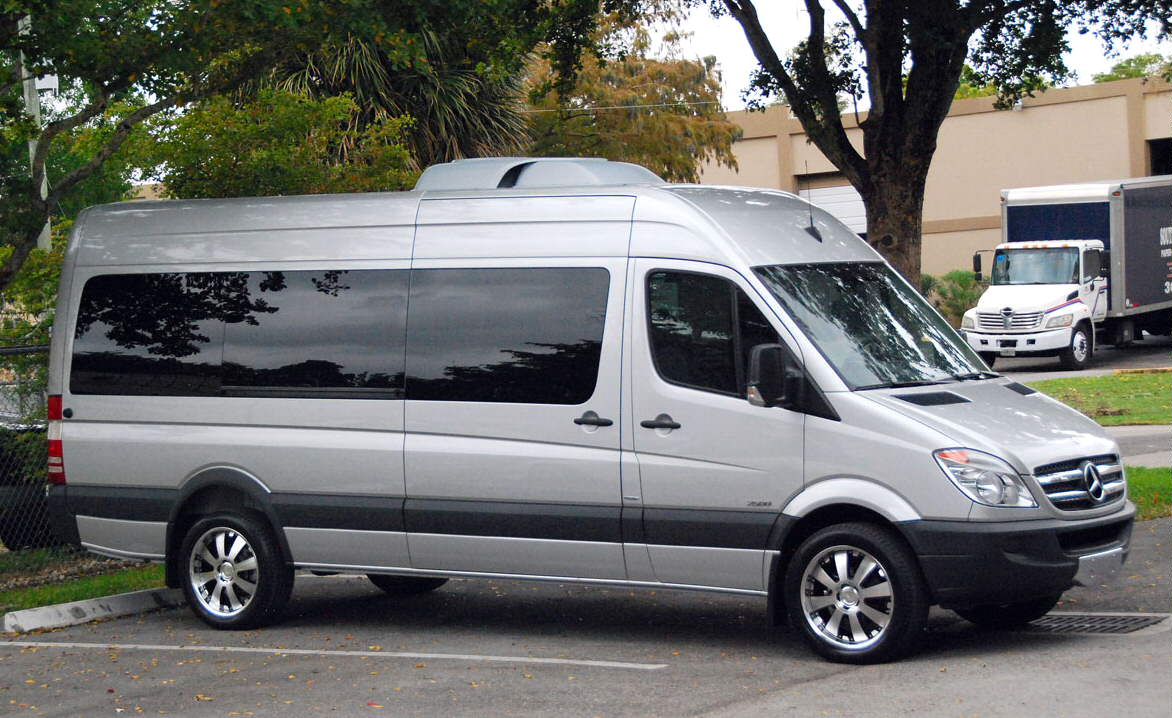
<box><xmin>413</xmin><ymin>157</ymin><xmax>665</xmax><ymax>191</ymax></box>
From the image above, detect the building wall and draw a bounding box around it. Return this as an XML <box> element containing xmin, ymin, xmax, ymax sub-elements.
<box><xmin>700</xmin><ymin>77</ymin><xmax>1171</xmax><ymax>275</ymax></box>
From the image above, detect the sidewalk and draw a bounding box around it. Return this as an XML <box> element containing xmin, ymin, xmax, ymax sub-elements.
<box><xmin>1105</xmin><ymin>424</ymin><xmax>1170</xmax><ymax>467</ymax></box>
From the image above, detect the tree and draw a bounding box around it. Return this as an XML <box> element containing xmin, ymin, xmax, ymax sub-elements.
<box><xmin>1092</xmin><ymin>52</ymin><xmax>1172</xmax><ymax>82</ymax></box>
<box><xmin>698</xmin><ymin>0</ymin><xmax>1166</xmax><ymax>286</ymax></box>
<box><xmin>526</xmin><ymin>16</ymin><xmax>740</xmax><ymax>182</ymax></box>
<box><xmin>258</xmin><ymin>1</ymin><xmax>629</xmax><ymax>169</ymax></box>
<box><xmin>146</xmin><ymin>90</ymin><xmax>415</xmax><ymax>199</ymax></box>
<box><xmin>2</xmin><ymin>1</ymin><xmax>618</xmax><ymax>296</ymax></box>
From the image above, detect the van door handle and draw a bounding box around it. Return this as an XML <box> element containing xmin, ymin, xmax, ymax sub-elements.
<box><xmin>574</xmin><ymin>411</ymin><xmax>614</xmax><ymax>427</ymax></box>
<box><xmin>640</xmin><ymin>414</ymin><xmax>681</xmax><ymax>430</ymax></box>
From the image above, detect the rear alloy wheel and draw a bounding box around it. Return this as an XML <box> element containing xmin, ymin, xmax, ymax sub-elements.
<box><xmin>367</xmin><ymin>574</ymin><xmax>449</xmax><ymax>596</ymax></box>
<box><xmin>1059</xmin><ymin>324</ymin><xmax>1092</xmax><ymax>370</ymax></box>
<box><xmin>785</xmin><ymin>523</ymin><xmax>928</xmax><ymax>664</ymax></box>
<box><xmin>954</xmin><ymin>594</ymin><xmax>1061</xmax><ymax>628</ymax></box>
<box><xmin>180</xmin><ymin>513</ymin><xmax>292</xmax><ymax>629</ymax></box>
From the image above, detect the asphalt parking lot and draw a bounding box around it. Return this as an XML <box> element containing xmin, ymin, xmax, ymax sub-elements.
<box><xmin>995</xmin><ymin>333</ymin><xmax>1171</xmax><ymax>382</ymax></box>
<box><xmin>2</xmin><ymin>517</ymin><xmax>1169</xmax><ymax>717</ymax></box>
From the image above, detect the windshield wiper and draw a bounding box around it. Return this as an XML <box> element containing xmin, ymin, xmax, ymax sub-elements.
<box><xmin>951</xmin><ymin>371</ymin><xmax>1000</xmax><ymax>381</ymax></box>
<box><xmin>855</xmin><ymin>379</ymin><xmax>952</xmax><ymax>390</ymax></box>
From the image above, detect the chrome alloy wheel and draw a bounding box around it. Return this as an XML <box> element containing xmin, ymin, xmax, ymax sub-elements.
<box><xmin>188</xmin><ymin>526</ymin><xmax>260</xmax><ymax>618</ymax></box>
<box><xmin>799</xmin><ymin>544</ymin><xmax>894</xmax><ymax>651</ymax></box>
<box><xmin>1072</xmin><ymin>331</ymin><xmax>1089</xmax><ymax>363</ymax></box>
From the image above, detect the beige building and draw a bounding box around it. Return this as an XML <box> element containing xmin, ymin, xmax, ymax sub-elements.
<box><xmin>700</xmin><ymin>77</ymin><xmax>1171</xmax><ymax>276</ymax></box>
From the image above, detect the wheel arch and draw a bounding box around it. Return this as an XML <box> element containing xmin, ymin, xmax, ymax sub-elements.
<box><xmin>765</xmin><ymin>486</ymin><xmax>923</xmax><ymax>627</ymax></box>
<box><xmin>164</xmin><ymin>467</ymin><xmax>288</xmax><ymax>589</ymax></box>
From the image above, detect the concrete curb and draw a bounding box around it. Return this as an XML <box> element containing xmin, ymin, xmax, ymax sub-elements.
<box><xmin>2</xmin><ymin>587</ymin><xmax>184</xmax><ymax>634</ymax></box>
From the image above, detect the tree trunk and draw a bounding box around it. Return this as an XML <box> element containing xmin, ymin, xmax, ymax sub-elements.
<box><xmin>0</xmin><ymin>193</ymin><xmax>49</xmax><ymax>296</ymax></box>
<box><xmin>861</xmin><ymin>175</ymin><xmax>926</xmax><ymax>292</ymax></box>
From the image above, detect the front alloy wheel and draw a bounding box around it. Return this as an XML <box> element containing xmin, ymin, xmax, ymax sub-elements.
<box><xmin>785</xmin><ymin>523</ymin><xmax>928</xmax><ymax>663</ymax></box>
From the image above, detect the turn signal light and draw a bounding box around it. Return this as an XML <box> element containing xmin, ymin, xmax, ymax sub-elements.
<box><xmin>47</xmin><ymin>394</ymin><xmax>66</xmax><ymax>485</ymax></box>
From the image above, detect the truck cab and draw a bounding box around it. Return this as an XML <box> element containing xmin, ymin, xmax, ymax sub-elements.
<box><xmin>963</xmin><ymin>240</ymin><xmax>1107</xmax><ymax>370</ymax></box>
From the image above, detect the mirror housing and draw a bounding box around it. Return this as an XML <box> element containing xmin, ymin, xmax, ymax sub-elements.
<box><xmin>1099</xmin><ymin>250</ymin><xmax>1110</xmax><ymax>278</ymax></box>
<box><xmin>747</xmin><ymin>344</ymin><xmax>804</xmax><ymax>409</ymax></box>
<box><xmin>971</xmin><ymin>252</ymin><xmax>982</xmax><ymax>282</ymax></box>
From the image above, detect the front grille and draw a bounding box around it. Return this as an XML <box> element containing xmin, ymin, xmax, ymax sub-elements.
<box><xmin>977</xmin><ymin>311</ymin><xmax>1042</xmax><ymax>330</ymax></box>
<box><xmin>1033</xmin><ymin>455</ymin><xmax>1125</xmax><ymax>511</ymax></box>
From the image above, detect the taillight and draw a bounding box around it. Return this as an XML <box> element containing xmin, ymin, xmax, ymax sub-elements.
<box><xmin>47</xmin><ymin>394</ymin><xmax>66</xmax><ymax>485</ymax></box>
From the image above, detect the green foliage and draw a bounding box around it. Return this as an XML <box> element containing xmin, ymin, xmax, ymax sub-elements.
<box><xmin>930</xmin><ymin>270</ymin><xmax>985</xmax><ymax>328</ymax></box>
<box><xmin>1028</xmin><ymin>372</ymin><xmax>1172</xmax><ymax>426</ymax></box>
<box><xmin>1092</xmin><ymin>53</ymin><xmax>1172</xmax><ymax>83</ymax></box>
<box><xmin>148</xmin><ymin>90</ymin><xmax>416</xmax><ymax>199</ymax></box>
<box><xmin>0</xmin><ymin>563</ymin><xmax>164</xmax><ymax>612</ymax></box>
<box><xmin>526</xmin><ymin>12</ymin><xmax>740</xmax><ymax>183</ymax></box>
<box><xmin>953</xmin><ymin>65</ymin><xmax>998</xmax><ymax>99</ymax></box>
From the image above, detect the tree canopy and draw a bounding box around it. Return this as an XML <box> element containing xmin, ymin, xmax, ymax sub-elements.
<box><xmin>1092</xmin><ymin>52</ymin><xmax>1172</xmax><ymax>82</ymax></box>
<box><xmin>691</xmin><ymin>0</ymin><xmax>1168</xmax><ymax>284</ymax></box>
<box><xmin>526</xmin><ymin>15</ymin><xmax>740</xmax><ymax>182</ymax></box>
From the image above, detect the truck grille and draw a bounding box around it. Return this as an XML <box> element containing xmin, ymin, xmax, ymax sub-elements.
<box><xmin>1033</xmin><ymin>454</ymin><xmax>1125</xmax><ymax>511</ymax></box>
<box><xmin>977</xmin><ymin>311</ymin><xmax>1042</xmax><ymax>330</ymax></box>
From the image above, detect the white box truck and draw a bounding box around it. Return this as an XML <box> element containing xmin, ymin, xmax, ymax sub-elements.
<box><xmin>964</xmin><ymin>176</ymin><xmax>1172</xmax><ymax>369</ymax></box>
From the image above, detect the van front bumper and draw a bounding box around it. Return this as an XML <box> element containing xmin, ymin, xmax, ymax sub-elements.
<box><xmin>964</xmin><ymin>328</ymin><xmax>1071</xmax><ymax>356</ymax></box>
<box><xmin>898</xmin><ymin>505</ymin><xmax>1134</xmax><ymax>609</ymax></box>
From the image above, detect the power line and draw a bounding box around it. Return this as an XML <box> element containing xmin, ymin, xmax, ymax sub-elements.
<box><xmin>521</xmin><ymin>100</ymin><xmax>721</xmax><ymax>113</ymax></box>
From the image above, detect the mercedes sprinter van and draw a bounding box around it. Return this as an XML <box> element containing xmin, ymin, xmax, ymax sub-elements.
<box><xmin>48</xmin><ymin>158</ymin><xmax>1134</xmax><ymax>663</ymax></box>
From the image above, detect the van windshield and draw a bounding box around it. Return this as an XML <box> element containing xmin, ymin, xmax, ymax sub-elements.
<box><xmin>990</xmin><ymin>247</ymin><xmax>1079</xmax><ymax>285</ymax></box>
<box><xmin>754</xmin><ymin>263</ymin><xmax>987</xmax><ymax>390</ymax></box>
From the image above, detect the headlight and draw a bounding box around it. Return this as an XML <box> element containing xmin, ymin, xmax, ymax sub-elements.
<box><xmin>933</xmin><ymin>449</ymin><xmax>1037</xmax><ymax>507</ymax></box>
<box><xmin>961</xmin><ymin>314</ymin><xmax>974</xmax><ymax>329</ymax></box>
<box><xmin>1045</xmin><ymin>313</ymin><xmax>1073</xmax><ymax>328</ymax></box>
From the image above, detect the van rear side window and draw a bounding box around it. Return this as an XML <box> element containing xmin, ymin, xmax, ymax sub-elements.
<box><xmin>405</xmin><ymin>267</ymin><xmax>609</xmax><ymax>404</ymax></box>
<box><xmin>70</xmin><ymin>270</ymin><xmax>408</xmax><ymax>398</ymax></box>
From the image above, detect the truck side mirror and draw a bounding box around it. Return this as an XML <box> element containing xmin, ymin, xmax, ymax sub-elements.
<box><xmin>1099</xmin><ymin>250</ymin><xmax>1110</xmax><ymax>278</ymax></box>
<box><xmin>971</xmin><ymin>253</ymin><xmax>982</xmax><ymax>282</ymax></box>
<box><xmin>747</xmin><ymin>344</ymin><xmax>803</xmax><ymax>409</ymax></box>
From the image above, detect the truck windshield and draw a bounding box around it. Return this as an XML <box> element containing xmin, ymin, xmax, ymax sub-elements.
<box><xmin>754</xmin><ymin>263</ymin><xmax>986</xmax><ymax>390</ymax></box>
<box><xmin>990</xmin><ymin>247</ymin><xmax>1079</xmax><ymax>285</ymax></box>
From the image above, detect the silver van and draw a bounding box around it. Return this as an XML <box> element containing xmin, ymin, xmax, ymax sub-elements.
<box><xmin>47</xmin><ymin>158</ymin><xmax>1133</xmax><ymax>663</ymax></box>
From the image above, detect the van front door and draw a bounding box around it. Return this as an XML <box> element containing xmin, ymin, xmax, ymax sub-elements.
<box><xmin>402</xmin><ymin>259</ymin><xmax>627</xmax><ymax>580</ymax></box>
<box><xmin>627</xmin><ymin>260</ymin><xmax>805</xmax><ymax>591</ymax></box>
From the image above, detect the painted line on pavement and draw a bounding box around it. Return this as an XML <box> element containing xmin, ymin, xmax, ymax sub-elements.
<box><xmin>0</xmin><ymin>640</ymin><xmax>668</xmax><ymax>670</ymax></box>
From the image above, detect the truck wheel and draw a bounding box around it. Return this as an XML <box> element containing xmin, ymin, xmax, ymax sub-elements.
<box><xmin>1059</xmin><ymin>324</ymin><xmax>1092</xmax><ymax>370</ymax></box>
<box><xmin>954</xmin><ymin>594</ymin><xmax>1061</xmax><ymax>628</ymax></box>
<box><xmin>977</xmin><ymin>352</ymin><xmax>997</xmax><ymax>368</ymax></box>
<box><xmin>785</xmin><ymin>523</ymin><xmax>928</xmax><ymax>664</ymax></box>
<box><xmin>180</xmin><ymin>512</ymin><xmax>293</xmax><ymax>630</ymax></box>
<box><xmin>367</xmin><ymin>575</ymin><xmax>449</xmax><ymax>595</ymax></box>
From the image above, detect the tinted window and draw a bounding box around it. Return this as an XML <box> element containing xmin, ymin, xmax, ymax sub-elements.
<box><xmin>71</xmin><ymin>270</ymin><xmax>408</xmax><ymax>398</ymax></box>
<box><xmin>71</xmin><ymin>273</ymin><xmax>227</xmax><ymax>396</ymax></box>
<box><xmin>647</xmin><ymin>271</ymin><xmax>779</xmax><ymax>396</ymax></box>
<box><xmin>405</xmin><ymin>268</ymin><xmax>609</xmax><ymax>404</ymax></box>
<box><xmin>223</xmin><ymin>270</ymin><xmax>408</xmax><ymax>398</ymax></box>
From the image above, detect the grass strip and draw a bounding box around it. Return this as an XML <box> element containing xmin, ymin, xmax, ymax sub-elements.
<box><xmin>1028</xmin><ymin>373</ymin><xmax>1171</xmax><ymax>426</ymax></box>
<box><xmin>1127</xmin><ymin>466</ymin><xmax>1172</xmax><ymax>522</ymax></box>
<box><xmin>0</xmin><ymin>563</ymin><xmax>163</xmax><ymax>614</ymax></box>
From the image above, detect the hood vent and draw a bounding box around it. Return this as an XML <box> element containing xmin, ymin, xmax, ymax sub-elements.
<box><xmin>895</xmin><ymin>391</ymin><xmax>971</xmax><ymax>406</ymax></box>
<box><xmin>1005</xmin><ymin>382</ymin><xmax>1038</xmax><ymax>396</ymax></box>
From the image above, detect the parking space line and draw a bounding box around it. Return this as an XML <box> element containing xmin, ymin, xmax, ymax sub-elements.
<box><xmin>0</xmin><ymin>640</ymin><xmax>668</xmax><ymax>670</ymax></box>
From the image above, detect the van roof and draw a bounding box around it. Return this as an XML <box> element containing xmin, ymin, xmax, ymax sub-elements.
<box><xmin>72</xmin><ymin>183</ymin><xmax>879</xmax><ymax>270</ymax></box>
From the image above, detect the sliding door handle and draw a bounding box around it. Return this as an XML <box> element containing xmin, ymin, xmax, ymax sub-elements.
<box><xmin>574</xmin><ymin>411</ymin><xmax>614</xmax><ymax>427</ymax></box>
<box><xmin>640</xmin><ymin>414</ymin><xmax>681</xmax><ymax>430</ymax></box>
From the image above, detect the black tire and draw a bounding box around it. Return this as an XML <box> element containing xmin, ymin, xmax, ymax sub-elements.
<box><xmin>1059</xmin><ymin>324</ymin><xmax>1092</xmax><ymax>370</ymax></box>
<box><xmin>784</xmin><ymin>522</ymin><xmax>929</xmax><ymax>664</ymax></box>
<box><xmin>179</xmin><ymin>512</ymin><xmax>293</xmax><ymax>630</ymax></box>
<box><xmin>954</xmin><ymin>594</ymin><xmax>1061</xmax><ymax>628</ymax></box>
<box><xmin>978</xmin><ymin>352</ymin><xmax>997</xmax><ymax>368</ymax></box>
<box><xmin>367</xmin><ymin>574</ymin><xmax>449</xmax><ymax>595</ymax></box>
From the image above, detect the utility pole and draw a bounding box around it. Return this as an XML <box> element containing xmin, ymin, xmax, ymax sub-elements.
<box><xmin>18</xmin><ymin>15</ymin><xmax>51</xmax><ymax>251</ymax></box>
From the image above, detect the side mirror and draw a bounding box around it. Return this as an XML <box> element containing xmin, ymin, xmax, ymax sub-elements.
<box><xmin>971</xmin><ymin>253</ymin><xmax>982</xmax><ymax>283</ymax></box>
<box><xmin>1099</xmin><ymin>250</ymin><xmax>1110</xmax><ymax>278</ymax></box>
<box><xmin>747</xmin><ymin>344</ymin><xmax>803</xmax><ymax>408</ymax></box>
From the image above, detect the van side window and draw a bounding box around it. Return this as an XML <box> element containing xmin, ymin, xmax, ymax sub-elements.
<box><xmin>647</xmin><ymin>271</ymin><xmax>778</xmax><ymax>396</ymax></box>
<box><xmin>405</xmin><ymin>267</ymin><xmax>609</xmax><ymax>404</ymax></box>
<box><xmin>70</xmin><ymin>270</ymin><xmax>408</xmax><ymax>398</ymax></box>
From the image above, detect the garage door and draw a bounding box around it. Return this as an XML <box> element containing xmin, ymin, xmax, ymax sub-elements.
<box><xmin>800</xmin><ymin>184</ymin><xmax>866</xmax><ymax>235</ymax></box>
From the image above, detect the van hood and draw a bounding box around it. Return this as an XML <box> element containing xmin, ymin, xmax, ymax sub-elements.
<box><xmin>977</xmin><ymin>284</ymin><xmax>1078</xmax><ymax>314</ymax></box>
<box><xmin>859</xmin><ymin>379</ymin><xmax>1116</xmax><ymax>474</ymax></box>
